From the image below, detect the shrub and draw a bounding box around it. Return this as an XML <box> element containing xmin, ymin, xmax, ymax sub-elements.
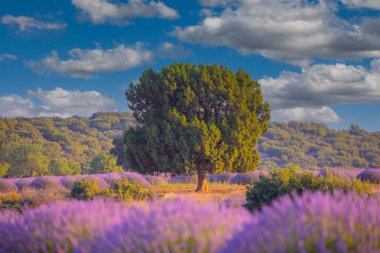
<box><xmin>118</xmin><ymin>172</ymin><xmax>150</xmax><ymax>186</ymax></box>
<box><xmin>112</xmin><ymin>177</ymin><xmax>153</xmax><ymax>201</ymax></box>
<box><xmin>21</xmin><ymin>187</ymin><xmax>69</xmax><ymax>208</ymax></box>
<box><xmin>60</xmin><ymin>176</ymin><xmax>79</xmax><ymax>189</ymax></box>
<box><xmin>168</xmin><ymin>175</ymin><xmax>197</xmax><ymax>184</ymax></box>
<box><xmin>144</xmin><ymin>175</ymin><xmax>167</xmax><ymax>185</ymax></box>
<box><xmin>230</xmin><ymin>172</ymin><xmax>267</xmax><ymax>185</ymax></box>
<box><xmin>0</xmin><ymin>192</ymin><xmax>23</xmax><ymax>210</ymax></box>
<box><xmin>220</xmin><ymin>191</ymin><xmax>380</xmax><ymax>253</ymax></box>
<box><xmin>0</xmin><ymin>179</ymin><xmax>18</xmax><ymax>193</ymax></box>
<box><xmin>83</xmin><ymin>175</ymin><xmax>110</xmax><ymax>189</ymax></box>
<box><xmin>76</xmin><ymin>198</ymin><xmax>251</xmax><ymax>253</ymax></box>
<box><xmin>245</xmin><ymin>169</ymin><xmax>373</xmax><ymax>211</ymax></box>
<box><xmin>70</xmin><ymin>178</ymin><xmax>101</xmax><ymax>200</ymax></box>
<box><xmin>357</xmin><ymin>169</ymin><xmax>380</xmax><ymax>184</ymax></box>
<box><xmin>0</xmin><ymin>200</ymin><xmax>130</xmax><ymax>253</ymax></box>
<box><xmin>15</xmin><ymin>178</ymin><xmax>33</xmax><ymax>190</ymax></box>
<box><xmin>209</xmin><ymin>172</ymin><xmax>235</xmax><ymax>183</ymax></box>
<box><xmin>319</xmin><ymin>168</ymin><xmax>365</xmax><ymax>179</ymax></box>
<box><xmin>30</xmin><ymin>177</ymin><xmax>62</xmax><ymax>189</ymax></box>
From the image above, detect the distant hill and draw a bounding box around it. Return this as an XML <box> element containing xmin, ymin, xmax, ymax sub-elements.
<box><xmin>0</xmin><ymin>112</ymin><xmax>379</xmax><ymax>177</ymax></box>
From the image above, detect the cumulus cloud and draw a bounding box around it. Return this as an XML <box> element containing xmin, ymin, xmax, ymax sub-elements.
<box><xmin>72</xmin><ymin>0</ymin><xmax>179</xmax><ymax>24</ymax></box>
<box><xmin>28</xmin><ymin>44</ymin><xmax>153</xmax><ymax>78</ymax></box>
<box><xmin>1</xmin><ymin>15</ymin><xmax>67</xmax><ymax>32</ymax></box>
<box><xmin>260</xmin><ymin>59</ymin><xmax>380</xmax><ymax>122</ymax></box>
<box><xmin>173</xmin><ymin>0</ymin><xmax>380</xmax><ymax>66</ymax></box>
<box><xmin>0</xmin><ymin>88</ymin><xmax>115</xmax><ymax>118</ymax></box>
<box><xmin>0</xmin><ymin>54</ymin><xmax>17</xmax><ymax>61</ymax></box>
<box><xmin>156</xmin><ymin>42</ymin><xmax>192</xmax><ymax>59</ymax></box>
<box><xmin>341</xmin><ymin>0</ymin><xmax>380</xmax><ymax>9</ymax></box>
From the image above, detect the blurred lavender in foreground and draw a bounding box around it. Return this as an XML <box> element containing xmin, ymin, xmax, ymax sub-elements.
<box><xmin>76</xmin><ymin>198</ymin><xmax>251</xmax><ymax>253</ymax></box>
<box><xmin>220</xmin><ymin>191</ymin><xmax>380</xmax><ymax>253</ymax></box>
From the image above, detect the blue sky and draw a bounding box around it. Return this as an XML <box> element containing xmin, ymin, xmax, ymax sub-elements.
<box><xmin>0</xmin><ymin>0</ymin><xmax>380</xmax><ymax>131</ymax></box>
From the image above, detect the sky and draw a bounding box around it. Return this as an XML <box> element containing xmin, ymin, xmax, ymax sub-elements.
<box><xmin>0</xmin><ymin>0</ymin><xmax>380</xmax><ymax>131</ymax></box>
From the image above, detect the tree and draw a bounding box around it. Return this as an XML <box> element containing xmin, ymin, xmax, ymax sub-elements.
<box><xmin>124</xmin><ymin>64</ymin><xmax>270</xmax><ymax>192</ymax></box>
<box><xmin>49</xmin><ymin>159</ymin><xmax>81</xmax><ymax>176</ymax></box>
<box><xmin>89</xmin><ymin>152</ymin><xmax>123</xmax><ymax>174</ymax></box>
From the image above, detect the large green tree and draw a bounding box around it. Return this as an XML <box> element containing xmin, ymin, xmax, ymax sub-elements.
<box><xmin>124</xmin><ymin>64</ymin><xmax>270</xmax><ymax>192</ymax></box>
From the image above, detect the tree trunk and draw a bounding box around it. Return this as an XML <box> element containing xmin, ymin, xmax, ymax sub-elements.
<box><xmin>196</xmin><ymin>171</ymin><xmax>208</xmax><ymax>192</ymax></box>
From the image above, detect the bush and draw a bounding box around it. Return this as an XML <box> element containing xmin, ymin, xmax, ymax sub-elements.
<box><xmin>357</xmin><ymin>169</ymin><xmax>380</xmax><ymax>184</ymax></box>
<box><xmin>30</xmin><ymin>177</ymin><xmax>62</xmax><ymax>189</ymax></box>
<box><xmin>76</xmin><ymin>198</ymin><xmax>251</xmax><ymax>253</ymax></box>
<box><xmin>230</xmin><ymin>171</ymin><xmax>268</xmax><ymax>185</ymax></box>
<box><xmin>168</xmin><ymin>175</ymin><xmax>197</xmax><ymax>184</ymax></box>
<box><xmin>144</xmin><ymin>175</ymin><xmax>168</xmax><ymax>185</ymax></box>
<box><xmin>112</xmin><ymin>177</ymin><xmax>153</xmax><ymax>201</ymax></box>
<box><xmin>60</xmin><ymin>176</ymin><xmax>79</xmax><ymax>189</ymax></box>
<box><xmin>209</xmin><ymin>172</ymin><xmax>235</xmax><ymax>183</ymax></box>
<box><xmin>21</xmin><ymin>187</ymin><xmax>69</xmax><ymax>208</ymax></box>
<box><xmin>70</xmin><ymin>178</ymin><xmax>101</xmax><ymax>200</ymax></box>
<box><xmin>118</xmin><ymin>172</ymin><xmax>150</xmax><ymax>186</ymax></box>
<box><xmin>0</xmin><ymin>192</ymin><xmax>23</xmax><ymax>210</ymax></box>
<box><xmin>319</xmin><ymin>168</ymin><xmax>365</xmax><ymax>179</ymax></box>
<box><xmin>15</xmin><ymin>178</ymin><xmax>33</xmax><ymax>190</ymax></box>
<box><xmin>0</xmin><ymin>179</ymin><xmax>18</xmax><ymax>193</ymax></box>
<box><xmin>83</xmin><ymin>175</ymin><xmax>109</xmax><ymax>189</ymax></box>
<box><xmin>221</xmin><ymin>191</ymin><xmax>380</xmax><ymax>253</ymax></box>
<box><xmin>245</xmin><ymin>169</ymin><xmax>373</xmax><ymax>211</ymax></box>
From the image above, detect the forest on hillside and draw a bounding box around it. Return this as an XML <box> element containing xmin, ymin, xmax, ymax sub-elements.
<box><xmin>0</xmin><ymin>112</ymin><xmax>379</xmax><ymax>178</ymax></box>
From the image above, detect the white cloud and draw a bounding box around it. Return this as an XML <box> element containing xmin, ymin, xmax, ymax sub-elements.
<box><xmin>272</xmin><ymin>106</ymin><xmax>340</xmax><ymax>123</ymax></box>
<box><xmin>198</xmin><ymin>0</ymin><xmax>237</xmax><ymax>7</ymax></box>
<box><xmin>173</xmin><ymin>0</ymin><xmax>380</xmax><ymax>66</ymax></box>
<box><xmin>260</xmin><ymin>59</ymin><xmax>380</xmax><ymax>122</ymax></box>
<box><xmin>0</xmin><ymin>54</ymin><xmax>17</xmax><ymax>61</ymax></box>
<box><xmin>28</xmin><ymin>44</ymin><xmax>153</xmax><ymax>78</ymax></box>
<box><xmin>156</xmin><ymin>42</ymin><xmax>192</xmax><ymax>59</ymax></box>
<box><xmin>341</xmin><ymin>0</ymin><xmax>380</xmax><ymax>9</ymax></box>
<box><xmin>72</xmin><ymin>0</ymin><xmax>179</xmax><ymax>24</ymax></box>
<box><xmin>1</xmin><ymin>15</ymin><xmax>67</xmax><ymax>32</ymax></box>
<box><xmin>0</xmin><ymin>88</ymin><xmax>115</xmax><ymax>118</ymax></box>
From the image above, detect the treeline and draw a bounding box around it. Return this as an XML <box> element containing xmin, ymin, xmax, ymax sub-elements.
<box><xmin>0</xmin><ymin>112</ymin><xmax>379</xmax><ymax>178</ymax></box>
<box><xmin>0</xmin><ymin>112</ymin><xmax>134</xmax><ymax>177</ymax></box>
<box><xmin>259</xmin><ymin>122</ymin><xmax>380</xmax><ymax>169</ymax></box>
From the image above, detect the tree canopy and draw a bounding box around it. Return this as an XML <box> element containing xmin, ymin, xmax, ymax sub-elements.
<box><xmin>124</xmin><ymin>63</ymin><xmax>270</xmax><ymax>192</ymax></box>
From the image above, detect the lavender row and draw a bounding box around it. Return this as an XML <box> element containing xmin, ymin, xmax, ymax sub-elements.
<box><xmin>1</xmin><ymin>191</ymin><xmax>379</xmax><ymax>252</ymax></box>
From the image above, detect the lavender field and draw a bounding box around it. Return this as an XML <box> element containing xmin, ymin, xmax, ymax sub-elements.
<box><xmin>0</xmin><ymin>168</ymin><xmax>380</xmax><ymax>252</ymax></box>
<box><xmin>1</xmin><ymin>191</ymin><xmax>380</xmax><ymax>253</ymax></box>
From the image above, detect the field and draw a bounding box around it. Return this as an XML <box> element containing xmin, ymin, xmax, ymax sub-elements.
<box><xmin>1</xmin><ymin>169</ymin><xmax>380</xmax><ymax>252</ymax></box>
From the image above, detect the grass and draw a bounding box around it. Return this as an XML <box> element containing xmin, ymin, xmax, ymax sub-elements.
<box><xmin>153</xmin><ymin>183</ymin><xmax>247</xmax><ymax>205</ymax></box>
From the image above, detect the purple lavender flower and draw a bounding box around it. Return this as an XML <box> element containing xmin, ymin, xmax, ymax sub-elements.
<box><xmin>0</xmin><ymin>179</ymin><xmax>18</xmax><ymax>193</ymax></box>
<box><xmin>76</xmin><ymin>198</ymin><xmax>251</xmax><ymax>253</ymax></box>
<box><xmin>318</xmin><ymin>168</ymin><xmax>365</xmax><ymax>179</ymax></box>
<box><xmin>15</xmin><ymin>178</ymin><xmax>34</xmax><ymax>190</ymax></box>
<box><xmin>209</xmin><ymin>172</ymin><xmax>236</xmax><ymax>183</ymax></box>
<box><xmin>220</xmin><ymin>191</ymin><xmax>380</xmax><ymax>253</ymax></box>
<box><xmin>230</xmin><ymin>171</ymin><xmax>268</xmax><ymax>184</ymax></box>
<box><xmin>0</xmin><ymin>200</ymin><xmax>130</xmax><ymax>253</ymax></box>
<box><xmin>30</xmin><ymin>176</ymin><xmax>62</xmax><ymax>189</ymax></box>
<box><xmin>144</xmin><ymin>175</ymin><xmax>168</xmax><ymax>185</ymax></box>
<box><xmin>118</xmin><ymin>172</ymin><xmax>150</xmax><ymax>186</ymax></box>
<box><xmin>357</xmin><ymin>169</ymin><xmax>380</xmax><ymax>184</ymax></box>
<box><xmin>60</xmin><ymin>175</ymin><xmax>79</xmax><ymax>189</ymax></box>
<box><xmin>168</xmin><ymin>174</ymin><xmax>197</xmax><ymax>184</ymax></box>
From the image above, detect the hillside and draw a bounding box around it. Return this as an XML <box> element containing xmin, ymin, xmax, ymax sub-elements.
<box><xmin>0</xmin><ymin>112</ymin><xmax>379</xmax><ymax>177</ymax></box>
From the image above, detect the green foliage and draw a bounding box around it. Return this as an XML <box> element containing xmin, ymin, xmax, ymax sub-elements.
<box><xmin>112</xmin><ymin>177</ymin><xmax>153</xmax><ymax>201</ymax></box>
<box><xmin>89</xmin><ymin>152</ymin><xmax>123</xmax><ymax>174</ymax></box>
<box><xmin>124</xmin><ymin>64</ymin><xmax>270</xmax><ymax>190</ymax></box>
<box><xmin>0</xmin><ymin>113</ymin><xmax>135</xmax><ymax>178</ymax></box>
<box><xmin>70</xmin><ymin>178</ymin><xmax>101</xmax><ymax>200</ymax></box>
<box><xmin>0</xmin><ymin>163</ymin><xmax>10</xmax><ymax>178</ymax></box>
<box><xmin>260</xmin><ymin>122</ymin><xmax>380</xmax><ymax>169</ymax></box>
<box><xmin>245</xmin><ymin>169</ymin><xmax>373</xmax><ymax>211</ymax></box>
